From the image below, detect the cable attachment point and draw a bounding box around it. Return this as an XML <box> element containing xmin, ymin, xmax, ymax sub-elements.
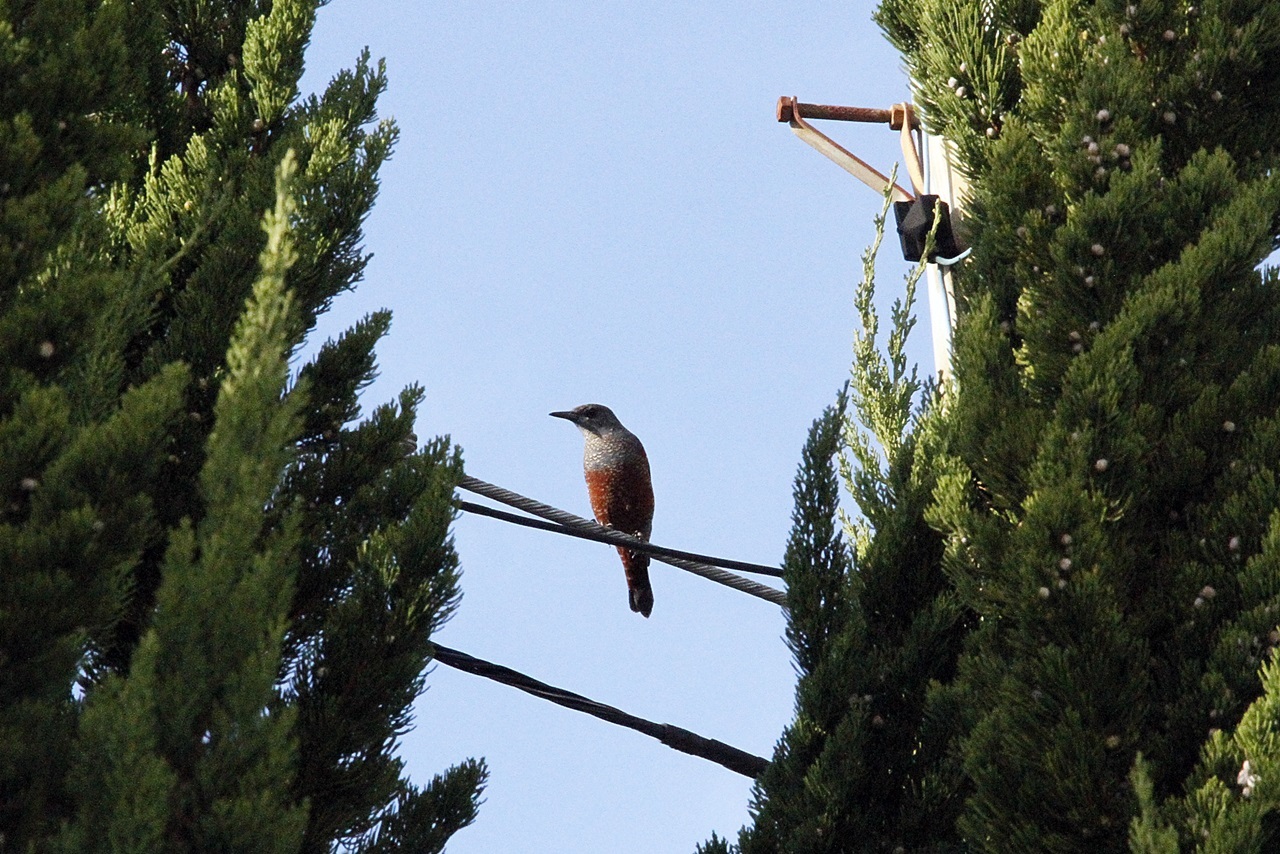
<box><xmin>776</xmin><ymin>95</ymin><xmax>968</xmax><ymax>263</ymax></box>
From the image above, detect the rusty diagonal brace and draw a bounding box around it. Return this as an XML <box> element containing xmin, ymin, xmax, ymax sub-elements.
<box><xmin>777</xmin><ymin>96</ymin><xmax>925</xmax><ymax>203</ymax></box>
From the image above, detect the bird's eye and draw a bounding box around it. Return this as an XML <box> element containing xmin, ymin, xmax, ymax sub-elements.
<box><xmin>582</xmin><ymin>406</ymin><xmax>599</xmax><ymax>418</ymax></box>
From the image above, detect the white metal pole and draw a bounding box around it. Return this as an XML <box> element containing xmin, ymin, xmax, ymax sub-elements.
<box><xmin>922</xmin><ymin>131</ymin><xmax>966</xmax><ymax>381</ymax></box>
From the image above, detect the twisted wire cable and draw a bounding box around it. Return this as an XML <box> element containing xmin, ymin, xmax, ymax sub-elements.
<box><xmin>457</xmin><ymin>476</ymin><xmax>788</xmax><ymax>609</ymax></box>
<box><xmin>453</xmin><ymin>499</ymin><xmax>784</xmax><ymax>578</ymax></box>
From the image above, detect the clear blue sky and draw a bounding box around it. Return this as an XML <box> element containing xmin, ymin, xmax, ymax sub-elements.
<box><xmin>302</xmin><ymin>3</ymin><xmax>921</xmax><ymax>851</ymax></box>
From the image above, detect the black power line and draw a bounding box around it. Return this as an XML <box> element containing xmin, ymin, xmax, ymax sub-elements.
<box><xmin>430</xmin><ymin>643</ymin><xmax>770</xmax><ymax>779</ymax></box>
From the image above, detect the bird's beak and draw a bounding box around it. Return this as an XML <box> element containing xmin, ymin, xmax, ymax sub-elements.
<box><xmin>549</xmin><ymin>410</ymin><xmax>577</xmax><ymax>422</ymax></box>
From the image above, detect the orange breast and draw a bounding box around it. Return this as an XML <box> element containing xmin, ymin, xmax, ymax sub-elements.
<box><xmin>584</xmin><ymin>457</ymin><xmax>653</xmax><ymax>540</ymax></box>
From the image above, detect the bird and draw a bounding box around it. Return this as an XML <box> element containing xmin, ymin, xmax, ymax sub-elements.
<box><xmin>550</xmin><ymin>403</ymin><xmax>655</xmax><ymax>617</ymax></box>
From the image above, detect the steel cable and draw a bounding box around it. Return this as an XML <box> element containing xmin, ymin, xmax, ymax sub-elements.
<box><xmin>456</xmin><ymin>476</ymin><xmax>788</xmax><ymax>609</ymax></box>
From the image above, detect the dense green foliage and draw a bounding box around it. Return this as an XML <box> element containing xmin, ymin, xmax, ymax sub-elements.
<box><xmin>0</xmin><ymin>1</ymin><xmax>482</xmax><ymax>851</ymax></box>
<box><xmin>698</xmin><ymin>195</ymin><xmax>968</xmax><ymax>854</ymax></box>
<box><xmin>710</xmin><ymin>0</ymin><xmax>1280</xmax><ymax>850</ymax></box>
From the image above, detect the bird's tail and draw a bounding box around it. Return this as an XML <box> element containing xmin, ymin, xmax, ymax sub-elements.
<box><xmin>619</xmin><ymin>548</ymin><xmax>654</xmax><ymax>618</ymax></box>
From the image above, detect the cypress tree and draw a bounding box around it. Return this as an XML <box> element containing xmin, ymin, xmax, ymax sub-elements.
<box><xmin>710</xmin><ymin>0</ymin><xmax>1280</xmax><ymax>850</ymax></box>
<box><xmin>701</xmin><ymin>193</ymin><xmax>967</xmax><ymax>853</ymax></box>
<box><xmin>0</xmin><ymin>2</ymin><xmax>482</xmax><ymax>850</ymax></box>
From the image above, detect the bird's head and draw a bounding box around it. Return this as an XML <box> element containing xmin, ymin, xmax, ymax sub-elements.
<box><xmin>550</xmin><ymin>403</ymin><xmax>625</xmax><ymax>437</ymax></box>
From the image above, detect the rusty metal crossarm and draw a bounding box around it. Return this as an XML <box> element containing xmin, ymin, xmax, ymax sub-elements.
<box><xmin>777</xmin><ymin>95</ymin><xmax>967</xmax><ymax>379</ymax></box>
<box><xmin>776</xmin><ymin>96</ymin><xmax>919</xmax><ymax>202</ymax></box>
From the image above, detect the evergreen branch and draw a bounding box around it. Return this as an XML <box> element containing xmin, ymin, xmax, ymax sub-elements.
<box><xmin>153</xmin><ymin>183</ymin><xmax>235</xmax><ymax>279</ymax></box>
<box><xmin>356</xmin><ymin>760</ymin><xmax>487</xmax><ymax>854</ymax></box>
<box><xmin>2</xmin><ymin>4</ymin><xmax>485</xmax><ymax>849</ymax></box>
<box><xmin>61</xmin><ymin>153</ymin><xmax>311</xmax><ymax>851</ymax></box>
<box><xmin>841</xmin><ymin>164</ymin><xmax>928</xmax><ymax>548</ymax></box>
<box><xmin>782</xmin><ymin>388</ymin><xmax>855</xmax><ymax>676</ymax></box>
